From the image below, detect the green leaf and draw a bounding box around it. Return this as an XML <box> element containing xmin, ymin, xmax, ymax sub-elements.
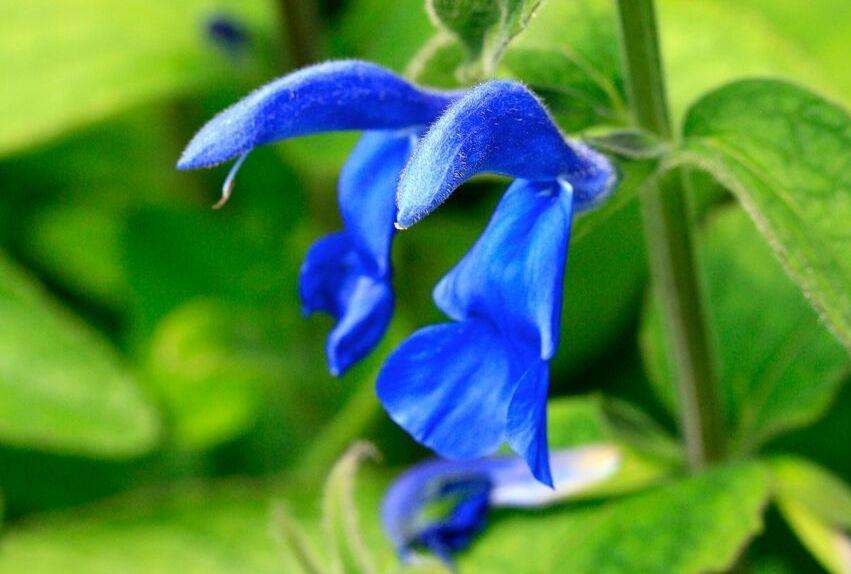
<box><xmin>772</xmin><ymin>457</ymin><xmax>851</xmax><ymax>573</ymax></box>
<box><xmin>26</xmin><ymin>204</ymin><xmax>126</xmax><ymax>306</ymax></box>
<box><xmin>510</xmin><ymin>0</ymin><xmax>621</xmax><ymax>91</ymax></box>
<box><xmin>0</xmin><ymin>474</ymin><xmax>392</xmax><ymax>573</ymax></box>
<box><xmin>145</xmin><ymin>300</ymin><xmax>282</xmax><ymax>451</ymax></box>
<box><xmin>772</xmin><ymin>457</ymin><xmax>851</xmax><ymax>532</ymax></box>
<box><xmin>0</xmin><ymin>252</ymin><xmax>159</xmax><ymax>456</ymax></box>
<box><xmin>426</xmin><ymin>0</ymin><xmax>542</xmax><ymax>77</ymax></box>
<box><xmin>642</xmin><ymin>207</ymin><xmax>849</xmax><ymax>453</ymax></box>
<box><xmin>458</xmin><ymin>463</ymin><xmax>770</xmax><ymax>573</ymax></box>
<box><xmin>0</xmin><ymin>0</ymin><xmax>275</xmax><ymax>155</ymax></box>
<box><xmin>545</xmin><ymin>396</ymin><xmax>679</xmax><ymax>498</ymax></box>
<box><xmin>681</xmin><ymin>79</ymin><xmax>851</xmax><ymax>350</ymax></box>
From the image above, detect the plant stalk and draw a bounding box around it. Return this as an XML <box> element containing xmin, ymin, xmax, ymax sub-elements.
<box><xmin>276</xmin><ymin>0</ymin><xmax>321</xmax><ymax>68</ymax></box>
<box><xmin>615</xmin><ymin>0</ymin><xmax>725</xmax><ymax>469</ymax></box>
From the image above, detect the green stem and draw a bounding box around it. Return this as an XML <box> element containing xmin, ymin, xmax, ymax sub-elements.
<box><xmin>615</xmin><ymin>0</ymin><xmax>725</xmax><ymax>469</ymax></box>
<box><xmin>276</xmin><ymin>0</ymin><xmax>321</xmax><ymax>68</ymax></box>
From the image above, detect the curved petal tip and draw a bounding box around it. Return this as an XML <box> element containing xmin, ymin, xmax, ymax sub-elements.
<box><xmin>395</xmin><ymin>80</ymin><xmax>618</xmax><ymax>228</ymax></box>
<box><xmin>178</xmin><ymin>60</ymin><xmax>457</xmax><ymax>170</ymax></box>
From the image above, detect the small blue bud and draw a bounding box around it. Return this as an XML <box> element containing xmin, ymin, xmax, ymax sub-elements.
<box><xmin>382</xmin><ymin>445</ymin><xmax>620</xmax><ymax>562</ymax></box>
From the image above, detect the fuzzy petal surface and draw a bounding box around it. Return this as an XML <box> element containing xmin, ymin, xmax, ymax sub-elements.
<box><xmin>396</xmin><ymin>80</ymin><xmax>614</xmax><ymax>227</ymax></box>
<box><xmin>178</xmin><ymin>60</ymin><xmax>457</xmax><ymax>169</ymax></box>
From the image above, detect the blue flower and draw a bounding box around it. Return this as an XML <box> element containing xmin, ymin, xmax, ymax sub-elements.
<box><xmin>378</xmin><ymin>81</ymin><xmax>615</xmax><ymax>485</ymax></box>
<box><xmin>382</xmin><ymin>445</ymin><xmax>620</xmax><ymax>563</ymax></box>
<box><xmin>177</xmin><ymin>61</ymin><xmax>459</xmax><ymax>375</ymax></box>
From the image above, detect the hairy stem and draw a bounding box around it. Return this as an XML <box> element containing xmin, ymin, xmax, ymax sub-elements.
<box><xmin>615</xmin><ymin>0</ymin><xmax>726</xmax><ymax>469</ymax></box>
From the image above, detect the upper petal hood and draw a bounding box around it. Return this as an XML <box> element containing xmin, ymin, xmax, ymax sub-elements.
<box><xmin>395</xmin><ymin>80</ymin><xmax>615</xmax><ymax>228</ymax></box>
<box><xmin>178</xmin><ymin>60</ymin><xmax>458</xmax><ymax>169</ymax></box>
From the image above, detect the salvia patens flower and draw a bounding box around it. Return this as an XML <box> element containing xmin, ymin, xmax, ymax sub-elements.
<box><xmin>382</xmin><ymin>444</ymin><xmax>620</xmax><ymax>562</ymax></box>
<box><xmin>378</xmin><ymin>81</ymin><xmax>616</xmax><ymax>485</ymax></box>
<box><xmin>177</xmin><ymin>61</ymin><xmax>459</xmax><ymax>375</ymax></box>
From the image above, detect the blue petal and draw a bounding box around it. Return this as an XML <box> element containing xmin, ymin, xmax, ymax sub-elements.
<box><xmin>299</xmin><ymin>232</ymin><xmax>392</xmax><ymax>375</ymax></box>
<box><xmin>396</xmin><ymin>80</ymin><xmax>615</xmax><ymax>227</ymax></box>
<box><xmin>433</xmin><ymin>179</ymin><xmax>573</xmax><ymax>360</ymax></box>
<box><xmin>414</xmin><ymin>479</ymin><xmax>490</xmax><ymax>562</ymax></box>
<box><xmin>382</xmin><ymin>456</ymin><xmax>495</xmax><ymax>561</ymax></box>
<box><xmin>338</xmin><ymin>131</ymin><xmax>413</xmax><ymax>271</ymax></box>
<box><xmin>506</xmin><ymin>361</ymin><xmax>552</xmax><ymax>486</ymax></box>
<box><xmin>377</xmin><ymin>319</ymin><xmax>524</xmax><ymax>460</ymax></box>
<box><xmin>178</xmin><ymin>60</ymin><xmax>458</xmax><ymax>169</ymax></box>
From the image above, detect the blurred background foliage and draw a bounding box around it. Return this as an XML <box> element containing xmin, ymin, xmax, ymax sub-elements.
<box><xmin>0</xmin><ymin>0</ymin><xmax>848</xmax><ymax>572</ymax></box>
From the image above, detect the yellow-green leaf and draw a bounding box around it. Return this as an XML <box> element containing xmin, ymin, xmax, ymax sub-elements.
<box><xmin>459</xmin><ymin>463</ymin><xmax>769</xmax><ymax>573</ymax></box>
<box><xmin>0</xmin><ymin>252</ymin><xmax>159</xmax><ymax>456</ymax></box>
<box><xmin>0</xmin><ymin>0</ymin><xmax>275</xmax><ymax>155</ymax></box>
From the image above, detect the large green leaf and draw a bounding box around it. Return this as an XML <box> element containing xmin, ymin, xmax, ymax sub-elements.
<box><xmin>26</xmin><ymin>203</ymin><xmax>126</xmax><ymax>306</ymax></box>
<box><xmin>0</xmin><ymin>0</ymin><xmax>275</xmax><ymax>156</ymax></box>
<box><xmin>0</xmin><ymin>252</ymin><xmax>159</xmax><ymax>456</ymax></box>
<box><xmin>642</xmin><ymin>207</ymin><xmax>848</xmax><ymax>453</ymax></box>
<box><xmin>458</xmin><ymin>463</ymin><xmax>769</xmax><ymax>573</ymax></box>
<box><xmin>0</xmin><ymin>474</ymin><xmax>394</xmax><ymax>574</ymax></box>
<box><xmin>772</xmin><ymin>457</ymin><xmax>851</xmax><ymax>574</ymax></box>
<box><xmin>682</xmin><ymin>79</ymin><xmax>851</xmax><ymax>350</ymax></box>
<box><xmin>0</xmin><ymin>393</ymin><xmax>674</xmax><ymax>573</ymax></box>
